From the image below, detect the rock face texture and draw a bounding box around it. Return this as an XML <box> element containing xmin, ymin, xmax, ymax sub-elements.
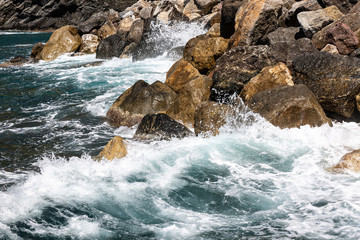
<box><xmin>96</xmin><ymin>136</ymin><xmax>127</xmax><ymax>161</ymax></box>
<box><xmin>134</xmin><ymin>113</ymin><xmax>193</xmax><ymax>140</ymax></box>
<box><xmin>248</xmin><ymin>85</ymin><xmax>332</xmax><ymax>128</ymax></box>
<box><xmin>293</xmin><ymin>52</ymin><xmax>360</xmax><ymax>118</ymax></box>
<box><xmin>220</xmin><ymin>0</ymin><xmax>243</xmax><ymax>38</ymax></box>
<box><xmin>96</xmin><ymin>35</ymin><xmax>129</xmax><ymax>59</ymax></box>
<box><xmin>0</xmin><ymin>0</ymin><xmax>138</xmax><ymax>30</ymax></box>
<box><xmin>325</xmin><ymin>22</ymin><xmax>359</xmax><ymax>55</ymax></box>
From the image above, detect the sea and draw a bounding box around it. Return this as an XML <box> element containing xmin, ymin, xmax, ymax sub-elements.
<box><xmin>1</xmin><ymin>22</ymin><xmax>360</xmax><ymax>240</ymax></box>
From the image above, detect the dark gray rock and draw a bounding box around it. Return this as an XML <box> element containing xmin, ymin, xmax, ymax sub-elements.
<box><xmin>96</xmin><ymin>34</ymin><xmax>129</xmax><ymax>59</ymax></box>
<box><xmin>220</xmin><ymin>0</ymin><xmax>243</xmax><ymax>39</ymax></box>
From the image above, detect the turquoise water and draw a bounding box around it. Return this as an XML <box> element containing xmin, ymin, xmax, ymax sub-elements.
<box><xmin>1</xmin><ymin>26</ymin><xmax>360</xmax><ymax>240</ymax></box>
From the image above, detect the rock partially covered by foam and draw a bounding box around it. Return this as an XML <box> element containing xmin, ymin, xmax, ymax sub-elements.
<box><xmin>96</xmin><ymin>136</ymin><xmax>127</xmax><ymax>161</ymax></box>
<box><xmin>328</xmin><ymin>149</ymin><xmax>360</xmax><ymax>173</ymax></box>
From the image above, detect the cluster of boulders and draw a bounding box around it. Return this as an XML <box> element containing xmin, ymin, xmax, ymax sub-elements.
<box><xmin>98</xmin><ymin>0</ymin><xmax>360</xmax><ymax>174</ymax></box>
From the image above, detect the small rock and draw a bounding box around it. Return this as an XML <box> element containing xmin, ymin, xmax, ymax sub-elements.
<box><xmin>80</xmin><ymin>34</ymin><xmax>100</xmax><ymax>54</ymax></box>
<box><xmin>287</xmin><ymin>0</ymin><xmax>322</xmax><ymax>25</ymax></box>
<box><xmin>206</xmin><ymin>23</ymin><xmax>220</xmax><ymax>37</ymax></box>
<box><xmin>321</xmin><ymin>44</ymin><xmax>340</xmax><ymax>55</ymax></box>
<box><xmin>134</xmin><ymin>113</ymin><xmax>193</xmax><ymax>140</ymax></box>
<box><xmin>266</xmin><ymin>27</ymin><xmax>301</xmax><ymax>45</ymax></box>
<box><xmin>328</xmin><ymin>149</ymin><xmax>360</xmax><ymax>173</ymax></box>
<box><xmin>96</xmin><ymin>136</ymin><xmax>127</xmax><ymax>161</ymax></box>
<box><xmin>140</xmin><ymin>6</ymin><xmax>153</xmax><ymax>19</ymax></box>
<box><xmin>183</xmin><ymin>0</ymin><xmax>202</xmax><ymax>21</ymax></box>
<box><xmin>31</xmin><ymin>42</ymin><xmax>44</xmax><ymax>59</ymax></box>
<box><xmin>326</xmin><ymin>22</ymin><xmax>359</xmax><ymax>55</ymax></box>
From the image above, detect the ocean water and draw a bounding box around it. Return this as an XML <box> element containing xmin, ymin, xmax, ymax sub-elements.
<box><xmin>1</xmin><ymin>24</ymin><xmax>360</xmax><ymax>240</ymax></box>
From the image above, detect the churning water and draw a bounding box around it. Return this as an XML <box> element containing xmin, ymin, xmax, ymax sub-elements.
<box><xmin>1</xmin><ymin>23</ymin><xmax>360</xmax><ymax>240</ymax></box>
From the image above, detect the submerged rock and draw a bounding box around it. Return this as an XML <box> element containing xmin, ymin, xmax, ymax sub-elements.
<box><xmin>248</xmin><ymin>85</ymin><xmax>332</xmax><ymax>128</ymax></box>
<box><xmin>96</xmin><ymin>136</ymin><xmax>127</xmax><ymax>161</ymax></box>
<box><xmin>134</xmin><ymin>113</ymin><xmax>193</xmax><ymax>140</ymax></box>
<box><xmin>328</xmin><ymin>149</ymin><xmax>360</xmax><ymax>173</ymax></box>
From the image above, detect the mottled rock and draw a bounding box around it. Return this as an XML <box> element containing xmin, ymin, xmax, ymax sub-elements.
<box><xmin>0</xmin><ymin>56</ymin><xmax>31</xmax><ymax>68</ymax></box>
<box><xmin>206</xmin><ymin>23</ymin><xmax>220</xmax><ymax>37</ymax></box>
<box><xmin>248</xmin><ymin>85</ymin><xmax>332</xmax><ymax>128</ymax></box>
<box><xmin>140</xmin><ymin>6</ymin><xmax>153</xmax><ymax>19</ymax></box>
<box><xmin>195</xmin><ymin>0</ymin><xmax>220</xmax><ymax>14</ymax></box>
<box><xmin>326</xmin><ymin>22</ymin><xmax>359</xmax><ymax>55</ymax></box>
<box><xmin>80</xmin><ymin>34</ymin><xmax>100</xmax><ymax>54</ymax></box>
<box><xmin>318</xmin><ymin>0</ymin><xmax>359</xmax><ymax>14</ymax></box>
<box><xmin>266</xmin><ymin>27</ymin><xmax>301</xmax><ymax>45</ymax></box>
<box><xmin>183</xmin><ymin>0</ymin><xmax>202</xmax><ymax>21</ymax></box>
<box><xmin>321</xmin><ymin>44</ymin><xmax>340</xmax><ymax>54</ymax></box>
<box><xmin>96</xmin><ymin>34</ymin><xmax>129</xmax><ymax>59</ymax></box>
<box><xmin>78</xmin><ymin>12</ymin><xmax>108</xmax><ymax>34</ymax></box>
<box><xmin>39</xmin><ymin>25</ymin><xmax>82</xmax><ymax>61</ymax></box>
<box><xmin>127</xmin><ymin>19</ymin><xmax>144</xmax><ymax>43</ymax></box>
<box><xmin>328</xmin><ymin>149</ymin><xmax>360</xmax><ymax>173</ymax></box>
<box><xmin>240</xmin><ymin>63</ymin><xmax>294</xmax><ymax>102</ymax></box>
<box><xmin>134</xmin><ymin>113</ymin><xmax>193</xmax><ymax>140</ymax></box>
<box><xmin>351</xmin><ymin>48</ymin><xmax>360</xmax><ymax>58</ymax></box>
<box><xmin>183</xmin><ymin>35</ymin><xmax>229</xmax><ymax>74</ymax></box>
<box><xmin>31</xmin><ymin>42</ymin><xmax>44</xmax><ymax>59</ymax></box>
<box><xmin>220</xmin><ymin>0</ymin><xmax>243</xmax><ymax>38</ymax></box>
<box><xmin>96</xmin><ymin>136</ymin><xmax>127</xmax><ymax>161</ymax></box>
<box><xmin>118</xmin><ymin>17</ymin><xmax>134</xmax><ymax>32</ymax></box>
<box><xmin>119</xmin><ymin>42</ymin><xmax>137</xmax><ymax>59</ymax></box>
<box><xmin>293</xmin><ymin>52</ymin><xmax>360</xmax><ymax>118</ymax></box>
<box><xmin>107</xmin><ymin>80</ymin><xmax>176</xmax><ymax>127</ymax></box>
<box><xmin>297</xmin><ymin>6</ymin><xmax>344</xmax><ymax>38</ymax></box>
<box><xmin>97</xmin><ymin>21</ymin><xmax>117</xmax><ymax>40</ymax></box>
<box><xmin>287</xmin><ymin>0</ymin><xmax>322</xmax><ymax>25</ymax></box>
<box><xmin>166</xmin><ymin>46</ymin><xmax>185</xmax><ymax>60</ymax></box>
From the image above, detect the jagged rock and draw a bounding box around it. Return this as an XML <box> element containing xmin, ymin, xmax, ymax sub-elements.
<box><xmin>318</xmin><ymin>0</ymin><xmax>359</xmax><ymax>14</ymax></box>
<box><xmin>127</xmin><ymin>19</ymin><xmax>144</xmax><ymax>43</ymax></box>
<box><xmin>80</xmin><ymin>34</ymin><xmax>100</xmax><ymax>54</ymax></box>
<box><xmin>206</xmin><ymin>23</ymin><xmax>220</xmax><ymax>37</ymax></box>
<box><xmin>297</xmin><ymin>6</ymin><xmax>344</xmax><ymax>38</ymax></box>
<box><xmin>220</xmin><ymin>0</ymin><xmax>243</xmax><ymax>38</ymax></box>
<box><xmin>229</xmin><ymin>0</ymin><xmax>286</xmax><ymax>48</ymax></box>
<box><xmin>118</xmin><ymin>17</ymin><xmax>134</xmax><ymax>32</ymax></box>
<box><xmin>183</xmin><ymin>34</ymin><xmax>229</xmax><ymax>74</ymax></box>
<box><xmin>321</xmin><ymin>44</ymin><xmax>340</xmax><ymax>54</ymax></box>
<box><xmin>326</xmin><ymin>22</ymin><xmax>359</xmax><ymax>55</ymax></box>
<box><xmin>107</xmin><ymin>80</ymin><xmax>176</xmax><ymax>127</ymax></box>
<box><xmin>248</xmin><ymin>85</ymin><xmax>332</xmax><ymax>128</ymax></box>
<box><xmin>31</xmin><ymin>42</ymin><xmax>44</xmax><ymax>59</ymax></box>
<box><xmin>134</xmin><ymin>113</ymin><xmax>193</xmax><ymax>140</ymax></box>
<box><xmin>96</xmin><ymin>34</ymin><xmax>129</xmax><ymax>59</ymax></box>
<box><xmin>351</xmin><ymin>48</ymin><xmax>360</xmax><ymax>58</ymax></box>
<box><xmin>287</xmin><ymin>0</ymin><xmax>322</xmax><ymax>26</ymax></box>
<box><xmin>140</xmin><ymin>6</ymin><xmax>153</xmax><ymax>19</ymax></box>
<box><xmin>97</xmin><ymin>21</ymin><xmax>117</xmax><ymax>40</ymax></box>
<box><xmin>195</xmin><ymin>0</ymin><xmax>219</xmax><ymax>14</ymax></box>
<box><xmin>39</xmin><ymin>25</ymin><xmax>82</xmax><ymax>61</ymax></box>
<box><xmin>266</xmin><ymin>27</ymin><xmax>302</xmax><ymax>45</ymax></box>
<box><xmin>96</xmin><ymin>136</ymin><xmax>127</xmax><ymax>161</ymax></box>
<box><xmin>194</xmin><ymin>101</ymin><xmax>232</xmax><ymax>136</ymax></box>
<box><xmin>183</xmin><ymin>0</ymin><xmax>202</xmax><ymax>21</ymax></box>
<box><xmin>78</xmin><ymin>11</ymin><xmax>108</xmax><ymax>34</ymax></box>
<box><xmin>119</xmin><ymin>42</ymin><xmax>137</xmax><ymax>58</ymax></box>
<box><xmin>211</xmin><ymin>45</ymin><xmax>277</xmax><ymax>101</ymax></box>
<box><xmin>240</xmin><ymin>63</ymin><xmax>294</xmax><ymax>102</ymax></box>
<box><xmin>0</xmin><ymin>56</ymin><xmax>31</xmax><ymax>68</ymax></box>
<box><xmin>108</xmin><ymin>9</ymin><xmax>120</xmax><ymax>23</ymax></box>
<box><xmin>293</xmin><ymin>52</ymin><xmax>360</xmax><ymax>118</ymax></box>
<box><xmin>312</xmin><ymin>2</ymin><xmax>360</xmax><ymax>50</ymax></box>
<box><xmin>165</xmin><ymin>58</ymin><xmax>204</xmax><ymax>92</ymax></box>
<box><xmin>328</xmin><ymin>149</ymin><xmax>360</xmax><ymax>173</ymax></box>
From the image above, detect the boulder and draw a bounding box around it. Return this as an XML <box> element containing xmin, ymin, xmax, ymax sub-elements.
<box><xmin>318</xmin><ymin>0</ymin><xmax>359</xmax><ymax>14</ymax></box>
<box><xmin>328</xmin><ymin>149</ymin><xmax>360</xmax><ymax>173</ymax></box>
<box><xmin>107</xmin><ymin>80</ymin><xmax>176</xmax><ymax>127</ymax></box>
<box><xmin>229</xmin><ymin>0</ymin><xmax>286</xmax><ymax>48</ymax></box>
<box><xmin>287</xmin><ymin>0</ymin><xmax>322</xmax><ymax>26</ymax></box>
<box><xmin>292</xmin><ymin>52</ymin><xmax>360</xmax><ymax>118</ymax></box>
<box><xmin>96</xmin><ymin>136</ymin><xmax>127</xmax><ymax>161</ymax></box>
<box><xmin>39</xmin><ymin>25</ymin><xmax>82</xmax><ymax>61</ymax></box>
<box><xmin>321</xmin><ymin>44</ymin><xmax>340</xmax><ymax>54</ymax></box>
<box><xmin>127</xmin><ymin>19</ymin><xmax>144</xmax><ymax>43</ymax></box>
<box><xmin>206</xmin><ymin>23</ymin><xmax>221</xmax><ymax>37</ymax></box>
<box><xmin>78</xmin><ymin>12</ymin><xmax>108</xmax><ymax>34</ymax></box>
<box><xmin>195</xmin><ymin>0</ymin><xmax>219</xmax><ymax>14</ymax></box>
<box><xmin>297</xmin><ymin>6</ymin><xmax>344</xmax><ymax>38</ymax></box>
<box><xmin>119</xmin><ymin>42</ymin><xmax>137</xmax><ymax>59</ymax></box>
<box><xmin>80</xmin><ymin>34</ymin><xmax>100</xmax><ymax>54</ymax></box>
<box><xmin>0</xmin><ymin>56</ymin><xmax>31</xmax><ymax>68</ymax></box>
<box><xmin>165</xmin><ymin>58</ymin><xmax>204</xmax><ymax>92</ymax></box>
<box><xmin>248</xmin><ymin>85</ymin><xmax>332</xmax><ymax>128</ymax></box>
<box><xmin>96</xmin><ymin>34</ymin><xmax>129</xmax><ymax>59</ymax></box>
<box><xmin>183</xmin><ymin>0</ymin><xmax>202</xmax><ymax>21</ymax></box>
<box><xmin>31</xmin><ymin>42</ymin><xmax>44</xmax><ymax>59</ymax></box>
<box><xmin>211</xmin><ymin>45</ymin><xmax>277</xmax><ymax>101</ymax></box>
<box><xmin>266</xmin><ymin>27</ymin><xmax>302</xmax><ymax>45</ymax></box>
<box><xmin>220</xmin><ymin>0</ymin><xmax>243</xmax><ymax>38</ymax></box>
<box><xmin>118</xmin><ymin>17</ymin><xmax>134</xmax><ymax>32</ymax></box>
<box><xmin>194</xmin><ymin>101</ymin><xmax>232</xmax><ymax>136</ymax></box>
<box><xmin>325</xmin><ymin>22</ymin><xmax>359</xmax><ymax>55</ymax></box>
<box><xmin>134</xmin><ymin>113</ymin><xmax>193</xmax><ymax>140</ymax></box>
<box><xmin>97</xmin><ymin>20</ymin><xmax>117</xmax><ymax>40</ymax></box>
<box><xmin>240</xmin><ymin>62</ymin><xmax>294</xmax><ymax>102</ymax></box>
<box><xmin>183</xmin><ymin>35</ymin><xmax>229</xmax><ymax>74</ymax></box>
<box><xmin>312</xmin><ymin>2</ymin><xmax>360</xmax><ymax>50</ymax></box>
<box><xmin>140</xmin><ymin>7</ymin><xmax>153</xmax><ymax>19</ymax></box>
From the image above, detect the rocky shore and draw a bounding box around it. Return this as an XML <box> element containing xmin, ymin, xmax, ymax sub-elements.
<box><xmin>2</xmin><ymin>0</ymin><xmax>360</xmax><ymax>172</ymax></box>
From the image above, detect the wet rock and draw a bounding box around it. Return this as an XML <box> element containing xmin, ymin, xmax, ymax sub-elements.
<box><xmin>194</xmin><ymin>101</ymin><xmax>232</xmax><ymax>136</ymax></box>
<box><xmin>240</xmin><ymin>63</ymin><xmax>294</xmax><ymax>102</ymax></box>
<box><xmin>266</xmin><ymin>27</ymin><xmax>302</xmax><ymax>45</ymax></box>
<box><xmin>134</xmin><ymin>113</ymin><xmax>193</xmax><ymax>140</ymax></box>
<box><xmin>325</xmin><ymin>22</ymin><xmax>359</xmax><ymax>55</ymax></box>
<box><xmin>96</xmin><ymin>34</ymin><xmax>129</xmax><ymax>59</ymax></box>
<box><xmin>31</xmin><ymin>42</ymin><xmax>44</xmax><ymax>59</ymax></box>
<box><xmin>321</xmin><ymin>44</ymin><xmax>340</xmax><ymax>54</ymax></box>
<box><xmin>220</xmin><ymin>0</ymin><xmax>243</xmax><ymax>38</ymax></box>
<box><xmin>119</xmin><ymin>42</ymin><xmax>137</xmax><ymax>59</ymax></box>
<box><xmin>140</xmin><ymin>6</ymin><xmax>153</xmax><ymax>19</ymax></box>
<box><xmin>229</xmin><ymin>0</ymin><xmax>286</xmax><ymax>48</ymax></box>
<box><xmin>107</xmin><ymin>80</ymin><xmax>176</xmax><ymax>127</ymax></box>
<box><xmin>0</xmin><ymin>56</ymin><xmax>31</xmax><ymax>68</ymax></box>
<box><xmin>80</xmin><ymin>34</ymin><xmax>100</xmax><ymax>54</ymax></box>
<box><xmin>183</xmin><ymin>0</ymin><xmax>202</xmax><ymax>21</ymax></box>
<box><xmin>297</xmin><ymin>6</ymin><xmax>344</xmax><ymax>38</ymax></box>
<box><xmin>166</xmin><ymin>46</ymin><xmax>185</xmax><ymax>60</ymax></box>
<box><xmin>183</xmin><ymin>34</ymin><xmax>229</xmax><ymax>74</ymax></box>
<box><xmin>39</xmin><ymin>25</ymin><xmax>82</xmax><ymax>61</ymax></box>
<box><xmin>328</xmin><ymin>149</ymin><xmax>360</xmax><ymax>173</ymax></box>
<box><xmin>292</xmin><ymin>52</ymin><xmax>360</xmax><ymax>118</ymax></box>
<box><xmin>97</xmin><ymin>20</ymin><xmax>117</xmax><ymax>40</ymax></box>
<box><xmin>96</xmin><ymin>136</ymin><xmax>127</xmax><ymax>161</ymax></box>
<box><xmin>248</xmin><ymin>85</ymin><xmax>332</xmax><ymax>128</ymax></box>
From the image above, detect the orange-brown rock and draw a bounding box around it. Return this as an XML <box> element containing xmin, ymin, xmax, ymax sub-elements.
<box><xmin>328</xmin><ymin>149</ymin><xmax>360</xmax><ymax>173</ymax></box>
<box><xmin>39</xmin><ymin>25</ymin><xmax>82</xmax><ymax>61</ymax></box>
<box><xmin>97</xmin><ymin>21</ymin><xmax>117</xmax><ymax>40</ymax></box>
<box><xmin>183</xmin><ymin>35</ymin><xmax>229</xmax><ymax>74</ymax></box>
<box><xmin>96</xmin><ymin>136</ymin><xmax>127</xmax><ymax>161</ymax></box>
<box><xmin>240</xmin><ymin>62</ymin><xmax>294</xmax><ymax>102</ymax></box>
<box><xmin>118</xmin><ymin>17</ymin><xmax>134</xmax><ymax>32</ymax></box>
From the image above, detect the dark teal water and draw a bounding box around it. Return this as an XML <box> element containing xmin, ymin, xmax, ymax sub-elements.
<box><xmin>1</xmin><ymin>29</ymin><xmax>360</xmax><ymax>240</ymax></box>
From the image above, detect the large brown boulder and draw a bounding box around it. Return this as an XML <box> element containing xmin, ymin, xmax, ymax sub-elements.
<box><xmin>134</xmin><ymin>113</ymin><xmax>194</xmax><ymax>140</ymax></box>
<box><xmin>96</xmin><ymin>136</ymin><xmax>127</xmax><ymax>161</ymax></box>
<box><xmin>107</xmin><ymin>80</ymin><xmax>176</xmax><ymax>127</ymax></box>
<box><xmin>39</xmin><ymin>25</ymin><xmax>82</xmax><ymax>61</ymax></box>
<box><xmin>240</xmin><ymin>62</ymin><xmax>294</xmax><ymax>102</ymax></box>
<box><xmin>80</xmin><ymin>34</ymin><xmax>100</xmax><ymax>54</ymax></box>
<box><xmin>248</xmin><ymin>85</ymin><xmax>332</xmax><ymax>128</ymax></box>
<box><xmin>220</xmin><ymin>0</ymin><xmax>243</xmax><ymax>38</ymax></box>
<box><xmin>328</xmin><ymin>149</ymin><xmax>360</xmax><ymax>173</ymax></box>
<box><xmin>293</xmin><ymin>52</ymin><xmax>360</xmax><ymax>118</ymax></box>
<box><xmin>229</xmin><ymin>0</ymin><xmax>286</xmax><ymax>48</ymax></box>
<box><xmin>183</xmin><ymin>35</ymin><xmax>229</xmax><ymax>74</ymax></box>
<box><xmin>194</xmin><ymin>101</ymin><xmax>232</xmax><ymax>136</ymax></box>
